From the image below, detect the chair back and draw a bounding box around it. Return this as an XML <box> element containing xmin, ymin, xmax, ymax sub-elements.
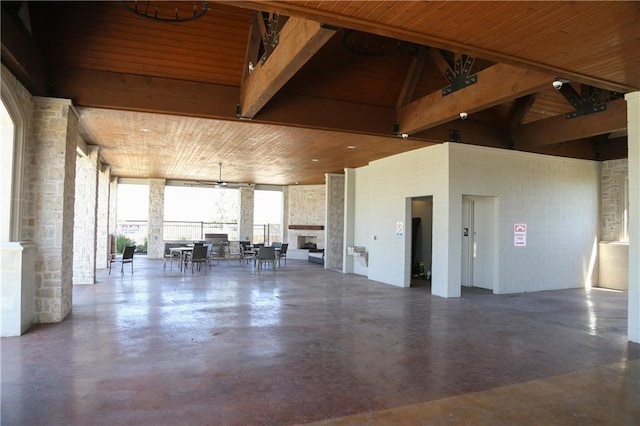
<box><xmin>272</xmin><ymin>242</ymin><xmax>282</xmax><ymax>249</ymax></box>
<box><xmin>123</xmin><ymin>245</ymin><xmax>136</xmax><ymax>260</ymax></box>
<box><xmin>191</xmin><ymin>245</ymin><xmax>208</xmax><ymax>260</ymax></box>
<box><xmin>193</xmin><ymin>242</ymin><xmax>205</xmax><ymax>247</ymax></box>
<box><xmin>279</xmin><ymin>243</ymin><xmax>288</xmax><ymax>254</ymax></box>
<box><xmin>257</xmin><ymin>246</ymin><xmax>275</xmax><ymax>260</ymax></box>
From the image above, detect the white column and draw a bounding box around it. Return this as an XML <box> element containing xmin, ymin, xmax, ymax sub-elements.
<box><xmin>626</xmin><ymin>91</ymin><xmax>640</xmax><ymax>343</ymax></box>
<box><xmin>343</xmin><ymin>169</ymin><xmax>356</xmax><ymax>273</ymax></box>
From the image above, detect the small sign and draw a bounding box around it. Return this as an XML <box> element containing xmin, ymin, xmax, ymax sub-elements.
<box><xmin>396</xmin><ymin>221</ymin><xmax>404</xmax><ymax>238</ymax></box>
<box><xmin>514</xmin><ymin>223</ymin><xmax>527</xmax><ymax>247</ymax></box>
<box><xmin>121</xmin><ymin>224</ymin><xmax>140</xmax><ymax>234</ymax></box>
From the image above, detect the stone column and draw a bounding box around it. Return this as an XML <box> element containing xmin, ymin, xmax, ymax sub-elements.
<box><xmin>282</xmin><ymin>186</ymin><xmax>289</xmax><ymax>244</ymax></box>
<box><xmin>626</xmin><ymin>91</ymin><xmax>640</xmax><ymax>343</ymax></box>
<box><xmin>238</xmin><ymin>186</ymin><xmax>255</xmax><ymax>242</ymax></box>
<box><xmin>325</xmin><ymin>173</ymin><xmax>345</xmax><ymax>270</ymax></box>
<box><xmin>148</xmin><ymin>178</ymin><xmax>165</xmax><ymax>258</ymax></box>
<box><xmin>73</xmin><ymin>144</ymin><xmax>99</xmax><ymax>284</ymax></box>
<box><xmin>108</xmin><ymin>176</ymin><xmax>118</xmax><ymax>259</ymax></box>
<box><xmin>96</xmin><ymin>165</ymin><xmax>111</xmax><ymax>268</ymax></box>
<box><xmin>30</xmin><ymin>97</ymin><xmax>77</xmax><ymax>323</ymax></box>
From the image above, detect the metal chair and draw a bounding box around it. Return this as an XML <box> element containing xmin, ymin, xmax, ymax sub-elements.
<box><xmin>256</xmin><ymin>246</ymin><xmax>276</xmax><ymax>271</ymax></box>
<box><xmin>109</xmin><ymin>245</ymin><xmax>135</xmax><ymax>274</ymax></box>
<box><xmin>187</xmin><ymin>245</ymin><xmax>209</xmax><ymax>273</ymax></box>
<box><xmin>277</xmin><ymin>243</ymin><xmax>288</xmax><ymax>267</ymax></box>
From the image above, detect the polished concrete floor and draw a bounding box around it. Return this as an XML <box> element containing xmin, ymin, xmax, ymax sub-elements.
<box><xmin>2</xmin><ymin>257</ymin><xmax>639</xmax><ymax>425</ymax></box>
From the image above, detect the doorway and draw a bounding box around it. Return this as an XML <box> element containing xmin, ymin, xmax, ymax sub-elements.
<box><xmin>410</xmin><ymin>197</ymin><xmax>433</xmax><ymax>288</ymax></box>
<box><xmin>461</xmin><ymin>196</ymin><xmax>497</xmax><ymax>291</ymax></box>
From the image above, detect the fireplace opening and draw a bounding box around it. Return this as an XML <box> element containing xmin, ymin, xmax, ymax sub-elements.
<box><xmin>297</xmin><ymin>236</ymin><xmax>318</xmax><ymax>249</ymax></box>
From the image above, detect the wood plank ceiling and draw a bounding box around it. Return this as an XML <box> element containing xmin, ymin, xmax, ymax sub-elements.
<box><xmin>2</xmin><ymin>1</ymin><xmax>637</xmax><ymax>185</ymax></box>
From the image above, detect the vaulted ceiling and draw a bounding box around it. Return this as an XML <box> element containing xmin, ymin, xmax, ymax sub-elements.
<box><xmin>2</xmin><ymin>1</ymin><xmax>637</xmax><ymax>185</ymax></box>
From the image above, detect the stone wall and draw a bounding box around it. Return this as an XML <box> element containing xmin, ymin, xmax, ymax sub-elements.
<box><xmin>29</xmin><ymin>97</ymin><xmax>77</xmax><ymax>322</ymax></box>
<box><xmin>601</xmin><ymin>159</ymin><xmax>628</xmax><ymax>242</ymax></box>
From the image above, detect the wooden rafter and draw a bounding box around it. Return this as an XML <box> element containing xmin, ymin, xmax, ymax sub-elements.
<box><xmin>509</xmin><ymin>94</ymin><xmax>537</xmax><ymax>130</ymax></box>
<box><xmin>397</xmin><ymin>63</ymin><xmax>552</xmax><ymax>135</ymax></box>
<box><xmin>395</xmin><ymin>47</ymin><xmax>430</xmax><ymax>109</ymax></box>
<box><xmin>239</xmin><ymin>16</ymin><xmax>336</xmax><ymax>119</ymax></box>
<box><xmin>241</xmin><ymin>12</ymin><xmax>263</xmax><ymax>84</ymax></box>
<box><xmin>513</xmin><ymin>98</ymin><xmax>627</xmax><ymax>149</ymax></box>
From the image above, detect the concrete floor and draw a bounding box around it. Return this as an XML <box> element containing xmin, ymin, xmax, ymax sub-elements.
<box><xmin>2</xmin><ymin>257</ymin><xmax>639</xmax><ymax>425</ymax></box>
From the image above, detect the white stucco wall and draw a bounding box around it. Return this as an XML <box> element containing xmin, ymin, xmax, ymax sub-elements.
<box><xmin>353</xmin><ymin>143</ymin><xmax>600</xmax><ymax>296</ymax></box>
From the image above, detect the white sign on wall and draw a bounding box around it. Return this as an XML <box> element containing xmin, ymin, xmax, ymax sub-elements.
<box><xmin>514</xmin><ymin>223</ymin><xmax>527</xmax><ymax>247</ymax></box>
<box><xmin>396</xmin><ymin>221</ymin><xmax>404</xmax><ymax>238</ymax></box>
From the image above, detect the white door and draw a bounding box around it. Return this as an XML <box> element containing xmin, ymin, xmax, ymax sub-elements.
<box><xmin>462</xmin><ymin>196</ymin><xmax>495</xmax><ymax>290</ymax></box>
<box><xmin>461</xmin><ymin>197</ymin><xmax>474</xmax><ymax>287</ymax></box>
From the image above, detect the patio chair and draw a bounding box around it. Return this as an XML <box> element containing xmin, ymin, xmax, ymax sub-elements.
<box><xmin>109</xmin><ymin>245</ymin><xmax>136</xmax><ymax>274</ymax></box>
<box><xmin>256</xmin><ymin>246</ymin><xmax>276</xmax><ymax>271</ymax></box>
<box><xmin>277</xmin><ymin>243</ymin><xmax>288</xmax><ymax>267</ymax></box>
<box><xmin>187</xmin><ymin>244</ymin><xmax>209</xmax><ymax>273</ymax></box>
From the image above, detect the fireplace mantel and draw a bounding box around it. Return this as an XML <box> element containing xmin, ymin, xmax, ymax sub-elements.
<box><xmin>288</xmin><ymin>225</ymin><xmax>324</xmax><ymax>230</ymax></box>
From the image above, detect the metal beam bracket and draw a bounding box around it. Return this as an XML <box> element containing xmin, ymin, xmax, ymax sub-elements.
<box><xmin>260</xmin><ymin>12</ymin><xmax>282</xmax><ymax>65</ymax></box>
<box><xmin>441</xmin><ymin>51</ymin><xmax>477</xmax><ymax>96</ymax></box>
<box><xmin>561</xmin><ymin>84</ymin><xmax>608</xmax><ymax>119</ymax></box>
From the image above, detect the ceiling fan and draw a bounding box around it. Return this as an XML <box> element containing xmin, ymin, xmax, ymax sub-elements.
<box><xmin>212</xmin><ymin>162</ymin><xmax>252</xmax><ymax>188</ymax></box>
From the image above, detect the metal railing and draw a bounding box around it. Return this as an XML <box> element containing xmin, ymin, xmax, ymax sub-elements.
<box><xmin>115</xmin><ymin>220</ymin><xmax>282</xmax><ymax>248</ymax></box>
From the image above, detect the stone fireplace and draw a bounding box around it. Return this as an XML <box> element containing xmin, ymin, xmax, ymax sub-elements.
<box><xmin>297</xmin><ymin>235</ymin><xmax>318</xmax><ymax>249</ymax></box>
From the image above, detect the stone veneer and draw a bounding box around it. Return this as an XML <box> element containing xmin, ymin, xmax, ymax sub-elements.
<box><xmin>325</xmin><ymin>174</ymin><xmax>345</xmax><ymax>270</ymax></box>
<box><xmin>96</xmin><ymin>165</ymin><xmax>111</xmax><ymax>268</ymax></box>
<box><xmin>73</xmin><ymin>145</ymin><xmax>99</xmax><ymax>284</ymax></box>
<box><xmin>29</xmin><ymin>97</ymin><xmax>77</xmax><ymax>322</ymax></box>
<box><xmin>148</xmin><ymin>179</ymin><xmax>166</xmax><ymax>259</ymax></box>
<box><xmin>601</xmin><ymin>159</ymin><xmax>628</xmax><ymax>242</ymax></box>
<box><xmin>287</xmin><ymin>185</ymin><xmax>326</xmax><ymax>255</ymax></box>
<box><xmin>238</xmin><ymin>186</ymin><xmax>255</xmax><ymax>242</ymax></box>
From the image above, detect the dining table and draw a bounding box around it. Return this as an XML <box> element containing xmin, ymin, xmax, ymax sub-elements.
<box><xmin>169</xmin><ymin>246</ymin><xmax>193</xmax><ymax>272</ymax></box>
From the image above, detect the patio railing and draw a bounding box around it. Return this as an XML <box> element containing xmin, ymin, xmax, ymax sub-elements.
<box><xmin>115</xmin><ymin>220</ymin><xmax>282</xmax><ymax>251</ymax></box>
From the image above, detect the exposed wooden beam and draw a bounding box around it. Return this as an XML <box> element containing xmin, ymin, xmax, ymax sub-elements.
<box><xmin>395</xmin><ymin>47</ymin><xmax>430</xmax><ymax>109</ymax></box>
<box><xmin>509</xmin><ymin>94</ymin><xmax>537</xmax><ymax>130</ymax></box>
<box><xmin>239</xmin><ymin>16</ymin><xmax>336</xmax><ymax>119</ymax></box>
<box><xmin>52</xmin><ymin>67</ymin><xmax>240</xmax><ymax>119</ymax></box>
<box><xmin>241</xmin><ymin>11</ymin><xmax>263</xmax><ymax>84</ymax></box>
<box><xmin>51</xmin><ymin>68</ymin><xmax>393</xmax><ymax>136</ymax></box>
<box><xmin>219</xmin><ymin>1</ymin><xmax>636</xmax><ymax>93</ymax></box>
<box><xmin>397</xmin><ymin>63</ymin><xmax>552</xmax><ymax>135</ymax></box>
<box><xmin>1</xmin><ymin>11</ymin><xmax>48</xmax><ymax>95</ymax></box>
<box><xmin>513</xmin><ymin>98</ymin><xmax>627</xmax><ymax>149</ymax></box>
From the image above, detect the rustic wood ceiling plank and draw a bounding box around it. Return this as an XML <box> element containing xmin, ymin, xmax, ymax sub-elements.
<box><xmin>398</xmin><ymin>63</ymin><xmax>553</xmax><ymax>135</ymax></box>
<box><xmin>240</xmin><ymin>16</ymin><xmax>336</xmax><ymax>118</ymax></box>
<box><xmin>514</xmin><ymin>98</ymin><xmax>627</xmax><ymax>149</ymax></box>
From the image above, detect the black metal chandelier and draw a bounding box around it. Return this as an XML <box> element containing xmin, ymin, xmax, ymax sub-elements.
<box><xmin>119</xmin><ymin>1</ymin><xmax>208</xmax><ymax>23</ymax></box>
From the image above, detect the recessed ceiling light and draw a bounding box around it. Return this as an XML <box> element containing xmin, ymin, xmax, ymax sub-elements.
<box><xmin>311</xmin><ymin>158</ymin><xmax>319</xmax><ymax>162</ymax></box>
<box><xmin>140</xmin><ymin>128</ymin><xmax>150</xmax><ymax>133</ymax></box>
<box><xmin>294</xmin><ymin>181</ymin><xmax>300</xmax><ymax>185</ymax></box>
<box><xmin>347</xmin><ymin>145</ymin><xmax>356</xmax><ymax>149</ymax></box>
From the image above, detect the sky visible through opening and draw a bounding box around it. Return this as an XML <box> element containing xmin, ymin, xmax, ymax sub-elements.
<box><xmin>117</xmin><ymin>184</ymin><xmax>282</xmax><ymax>224</ymax></box>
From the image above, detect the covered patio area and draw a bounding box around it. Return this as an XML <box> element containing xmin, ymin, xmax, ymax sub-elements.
<box><xmin>2</xmin><ymin>258</ymin><xmax>639</xmax><ymax>425</ymax></box>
